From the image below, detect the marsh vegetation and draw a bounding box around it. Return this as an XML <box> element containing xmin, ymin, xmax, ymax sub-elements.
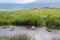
<box><xmin>0</xmin><ymin>8</ymin><xmax>60</xmax><ymax>40</ymax></box>
<box><xmin>0</xmin><ymin>8</ymin><xmax>60</xmax><ymax>29</ymax></box>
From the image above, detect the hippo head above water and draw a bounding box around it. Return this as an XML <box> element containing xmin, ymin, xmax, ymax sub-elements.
<box><xmin>32</xmin><ymin>26</ymin><xmax>36</xmax><ymax>30</ymax></box>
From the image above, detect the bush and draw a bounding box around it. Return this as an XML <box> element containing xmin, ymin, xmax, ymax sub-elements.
<box><xmin>46</xmin><ymin>18</ymin><xmax>60</xmax><ymax>29</ymax></box>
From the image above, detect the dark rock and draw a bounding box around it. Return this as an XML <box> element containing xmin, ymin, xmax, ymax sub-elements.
<box><xmin>46</xmin><ymin>29</ymin><xmax>52</xmax><ymax>32</ymax></box>
<box><xmin>10</xmin><ymin>27</ymin><xmax>15</xmax><ymax>31</ymax></box>
<box><xmin>2</xmin><ymin>27</ymin><xmax>7</xmax><ymax>29</ymax></box>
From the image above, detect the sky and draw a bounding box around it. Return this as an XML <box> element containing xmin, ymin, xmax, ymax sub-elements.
<box><xmin>0</xmin><ymin>0</ymin><xmax>60</xmax><ymax>4</ymax></box>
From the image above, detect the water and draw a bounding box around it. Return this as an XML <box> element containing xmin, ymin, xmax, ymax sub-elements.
<box><xmin>0</xmin><ymin>3</ymin><xmax>45</xmax><ymax>10</ymax></box>
<box><xmin>28</xmin><ymin>28</ymin><xmax>60</xmax><ymax>40</ymax></box>
<box><xmin>0</xmin><ymin>3</ymin><xmax>60</xmax><ymax>10</ymax></box>
<box><xmin>0</xmin><ymin>26</ymin><xmax>28</xmax><ymax>36</ymax></box>
<box><xmin>0</xmin><ymin>26</ymin><xmax>60</xmax><ymax>40</ymax></box>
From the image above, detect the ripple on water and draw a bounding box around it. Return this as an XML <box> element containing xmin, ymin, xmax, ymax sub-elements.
<box><xmin>0</xmin><ymin>26</ymin><xmax>60</xmax><ymax>40</ymax></box>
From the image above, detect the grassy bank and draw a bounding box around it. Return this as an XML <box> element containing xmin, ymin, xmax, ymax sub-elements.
<box><xmin>0</xmin><ymin>8</ymin><xmax>60</xmax><ymax>29</ymax></box>
<box><xmin>0</xmin><ymin>34</ymin><xmax>30</xmax><ymax>40</ymax></box>
<box><xmin>0</xmin><ymin>36</ymin><xmax>9</xmax><ymax>40</ymax></box>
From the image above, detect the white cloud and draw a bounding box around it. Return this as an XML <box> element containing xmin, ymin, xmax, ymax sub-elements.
<box><xmin>19</xmin><ymin>0</ymin><xmax>37</xmax><ymax>3</ymax></box>
<box><xmin>0</xmin><ymin>0</ymin><xmax>60</xmax><ymax>4</ymax></box>
<box><xmin>0</xmin><ymin>0</ymin><xmax>37</xmax><ymax>4</ymax></box>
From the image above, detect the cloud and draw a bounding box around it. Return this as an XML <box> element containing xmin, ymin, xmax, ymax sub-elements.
<box><xmin>0</xmin><ymin>0</ymin><xmax>60</xmax><ymax>4</ymax></box>
<box><xmin>0</xmin><ymin>0</ymin><xmax>37</xmax><ymax>4</ymax></box>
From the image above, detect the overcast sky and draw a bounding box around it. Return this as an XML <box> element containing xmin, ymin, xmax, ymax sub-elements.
<box><xmin>0</xmin><ymin>0</ymin><xmax>60</xmax><ymax>4</ymax></box>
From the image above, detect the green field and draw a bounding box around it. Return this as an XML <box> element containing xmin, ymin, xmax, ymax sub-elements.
<box><xmin>0</xmin><ymin>8</ymin><xmax>60</xmax><ymax>29</ymax></box>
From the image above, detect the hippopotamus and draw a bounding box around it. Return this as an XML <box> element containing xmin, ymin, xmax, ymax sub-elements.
<box><xmin>31</xmin><ymin>25</ymin><xmax>36</xmax><ymax>30</ymax></box>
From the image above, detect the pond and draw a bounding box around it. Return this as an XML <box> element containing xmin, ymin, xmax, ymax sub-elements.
<box><xmin>0</xmin><ymin>26</ymin><xmax>60</xmax><ymax>40</ymax></box>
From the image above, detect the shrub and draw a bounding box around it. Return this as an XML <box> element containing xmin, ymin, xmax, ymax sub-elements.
<box><xmin>46</xmin><ymin>18</ymin><xmax>60</xmax><ymax>29</ymax></box>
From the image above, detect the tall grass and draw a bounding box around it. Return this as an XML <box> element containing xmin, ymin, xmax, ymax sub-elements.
<box><xmin>0</xmin><ymin>36</ymin><xmax>9</xmax><ymax>40</ymax></box>
<box><xmin>10</xmin><ymin>34</ymin><xmax>30</xmax><ymax>40</ymax></box>
<box><xmin>0</xmin><ymin>34</ymin><xmax>30</xmax><ymax>40</ymax></box>
<box><xmin>0</xmin><ymin>8</ymin><xmax>60</xmax><ymax>29</ymax></box>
